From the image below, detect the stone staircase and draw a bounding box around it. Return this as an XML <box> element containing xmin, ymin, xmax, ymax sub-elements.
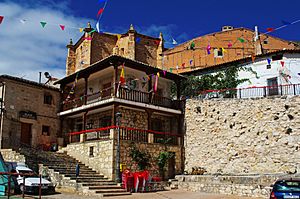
<box><xmin>17</xmin><ymin>147</ymin><xmax>131</xmax><ymax>197</ymax></box>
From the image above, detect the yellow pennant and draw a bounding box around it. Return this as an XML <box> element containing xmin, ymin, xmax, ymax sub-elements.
<box><xmin>157</xmin><ymin>72</ymin><xmax>160</xmax><ymax>77</ymax></box>
<box><xmin>117</xmin><ymin>34</ymin><xmax>121</xmax><ymax>40</ymax></box>
<box><xmin>222</xmin><ymin>47</ymin><xmax>227</xmax><ymax>53</ymax></box>
<box><xmin>79</xmin><ymin>28</ymin><xmax>84</xmax><ymax>33</ymax></box>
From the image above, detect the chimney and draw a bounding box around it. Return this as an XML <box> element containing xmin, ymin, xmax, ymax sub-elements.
<box><xmin>66</xmin><ymin>39</ymin><xmax>76</xmax><ymax>75</ymax></box>
<box><xmin>222</xmin><ymin>26</ymin><xmax>234</xmax><ymax>32</ymax></box>
<box><xmin>254</xmin><ymin>26</ymin><xmax>263</xmax><ymax>55</ymax></box>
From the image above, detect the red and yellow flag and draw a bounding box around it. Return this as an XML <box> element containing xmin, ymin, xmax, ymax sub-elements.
<box><xmin>120</xmin><ymin>63</ymin><xmax>125</xmax><ymax>85</ymax></box>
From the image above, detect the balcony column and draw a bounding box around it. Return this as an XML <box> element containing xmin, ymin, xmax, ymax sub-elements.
<box><xmin>84</xmin><ymin>76</ymin><xmax>89</xmax><ymax>105</ymax></box>
<box><xmin>176</xmin><ymin>79</ymin><xmax>181</xmax><ymax>100</ymax></box>
<box><xmin>80</xmin><ymin>111</ymin><xmax>88</xmax><ymax>143</ymax></box>
<box><xmin>114</xmin><ymin>65</ymin><xmax>119</xmax><ymax>97</ymax></box>
<box><xmin>147</xmin><ymin>73</ymin><xmax>153</xmax><ymax>103</ymax></box>
<box><xmin>146</xmin><ymin>109</ymin><xmax>153</xmax><ymax>143</ymax></box>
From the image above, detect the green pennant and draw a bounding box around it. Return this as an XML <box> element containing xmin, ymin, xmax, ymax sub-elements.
<box><xmin>88</xmin><ymin>29</ymin><xmax>96</xmax><ymax>35</ymax></box>
<box><xmin>238</xmin><ymin>38</ymin><xmax>245</xmax><ymax>43</ymax></box>
<box><xmin>190</xmin><ymin>41</ymin><xmax>195</xmax><ymax>49</ymax></box>
<box><xmin>40</xmin><ymin>21</ymin><xmax>47</xmax><ymax>28</ymax></box>
<box><xmin>170</xmin><ymin>68</ymin><xmax>173</xmax><ymax>73</ymax></box>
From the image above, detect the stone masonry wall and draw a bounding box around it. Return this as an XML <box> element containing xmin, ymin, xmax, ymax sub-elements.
<box><xmin>119</xmin><ymin>141</ymin><xmax>182</xmax><ymax>178</ymax></box>
<box><xmin>60</xmin><ymin>140</ymin><xmax>114</xmax><ymax>179</ymax></box>
<box><xmin>0</xmin><ymin>149</ymin><xmax>26</xmax><ymax>163</ymax></box>
<box><xmin>185</xmin><ymin>96</ymin><xmax>300</xmax><ymax>175</ymax></box>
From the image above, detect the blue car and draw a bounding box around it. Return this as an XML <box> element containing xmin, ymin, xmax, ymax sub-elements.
<box><xmin>270</xmin><ymin>178</ymin><xmax>300</xmax><ymax>199</ymax></box>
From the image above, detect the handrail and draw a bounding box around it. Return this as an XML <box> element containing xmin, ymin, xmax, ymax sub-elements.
<box><xmin>68</xmin><ymin>126</ymin><xmax>182</xmax><ymax>137</ymax></box>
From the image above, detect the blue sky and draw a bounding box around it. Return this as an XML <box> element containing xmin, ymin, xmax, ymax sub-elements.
<box><xmin>0</xmin><ymin>0</ymin><xmax>300</xmax><ymax>81</ymax></box>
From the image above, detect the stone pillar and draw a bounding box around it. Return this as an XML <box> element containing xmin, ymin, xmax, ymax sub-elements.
<box><xmin>66</xmin><ymin>39</ymin><xmax>75</xmax><ymax>76</ymax></box>
<box><xmin>148</xmin><ymin>133</ymin><xmax>154</xmax><ymax>144</ymax></box>
<box><xmin>156</xmin><ymin>32</ymin><xmax>164</xmax><ymax>69</ymax></box>
<box><xmin>84</xmin><ymin>76</ymin><xmax>89</xmax><ymax>105</ymax></box>
<box><xmin>127</xmin><ymin>24</ymin><xmax>136</xmax><ymax>60</ymax></box>
<box><xmin>80</xmin><ymin>112</ymin><xmax>88</xmax><ymax>143</ymax></box>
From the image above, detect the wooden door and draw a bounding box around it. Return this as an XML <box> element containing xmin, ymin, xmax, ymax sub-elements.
<box><xmin>21</xmin><ymin>123</ymin><xmax>32</xmax><ymax>145</ymax></box>
<box><xmin>267</xmin><ymin>77</ymin><xmax>278</xmax><ymax>96</ymax></box>
<box><xmin>168</xmin><ymin>152</ymin><xmax>176</xmax><ymax>179</ymax></box>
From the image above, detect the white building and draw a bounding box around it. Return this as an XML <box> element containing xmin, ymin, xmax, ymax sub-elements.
<box><xmin>183</xmin><ymin>49</ymin><xmax>300</xmax><ymax>98</ymax></box>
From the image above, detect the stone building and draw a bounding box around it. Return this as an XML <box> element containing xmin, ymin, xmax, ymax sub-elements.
<box><xmin>162</xmin><ymin>26</ymin><xmax>298</xmax><ymax>74</ymax></box>
<box><xmin>0</xmin><ymin>75</ymin><xmax>61</xmax><ymax>149</ymax></box>
<box><xmin>54</xmin><ymin>24</ymin><xmax>186</xmax><ymax>180</ymax></box>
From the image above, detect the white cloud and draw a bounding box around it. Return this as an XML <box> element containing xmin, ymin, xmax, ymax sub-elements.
<box><xmin>0</xmin><ymin>1</ymin><xmax>93</xmax><ymax>83</ymax></box>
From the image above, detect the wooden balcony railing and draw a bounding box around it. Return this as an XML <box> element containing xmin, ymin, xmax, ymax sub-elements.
<box><xmin>68</xmin><ymin>126</ymin><xmax>182</xmax><ymax>146</ymax></box>
<box><xmin>62</xmin><ymin>86</ymin><xmax>184</xmax><ymax>112</ymax></box>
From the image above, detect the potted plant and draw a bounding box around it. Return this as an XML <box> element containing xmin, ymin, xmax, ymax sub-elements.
<box><xmin>157</xmin><ymin>151</ymin><xmax>174</xmax><ymax>181</ymax></box>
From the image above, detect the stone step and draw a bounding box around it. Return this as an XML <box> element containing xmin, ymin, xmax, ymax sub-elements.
<box><xmin>101</xmin><ymin>192</ymin><xmax>132</xmax><ymax>197</ymax></box>
<box><xmin>89</xmin><ymin>185</ymin><xmax>123</xmax><ymax>190</ymax></box>
<box><xmin>95</xmin><ymin>189</ymin><xmax>127</xmax><ymax>193</ymax></box>
<box><xmin>75</xmin><ymin>179</ymin><xmax>110</xmax><ymax>183</ymax></box>
<box><xmin>64</xmin><ymin>174</ymin><xmax>105</xmax><ymax>178</ymax></box>
<box><xmin>82</xmin><ymin>182</ymin><xmax>117</xmax><ymax>186</ymax></box>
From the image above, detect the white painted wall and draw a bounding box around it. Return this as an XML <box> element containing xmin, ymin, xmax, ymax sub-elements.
<box><xmin>237</xmin><ymin>53</ymin><xmax>300</xmax><ymax>98</ymax></box>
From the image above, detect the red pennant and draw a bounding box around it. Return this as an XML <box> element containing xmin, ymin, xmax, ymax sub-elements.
<box><xmin>280</xmin><ymin>61</ymin><xmax>285</xmax><ymax>67</ymax></box>
<box><xmin>267</xmin><ymin>28</ymin><xmax>275</xmax><ymax>32</ymax></box>
<box><xmin>59</xmin><ymin>25</ymin><xmax>65</xmax><ymax>31</ymax></box>
<box><xmin>251</xmin><ymin>54</ymin><xmax>255</xmax><ymax>63</ymax></box>
<box><xmin>97</xmin><ymin>8</ymin><xmax>104</xmax><ymax>17</ymax></box>
<box><xmin>182</xmin><ymin>63</ymin><xmax>185</xmax><ymax>69</ymax></box>
<box><xmin>154</xmin><ymin>40</ymin><xmax>160</xmax><ymax>46</ymax></box>
<box><xmin>0</xmin><ymin>16</ymin><xmax>4</xmax><ymax>24</ymax></box>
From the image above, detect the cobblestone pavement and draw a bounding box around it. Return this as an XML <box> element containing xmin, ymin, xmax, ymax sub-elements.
<box><xmin>17</xmin><ymin>190</ymin><xmax>265</xmax><ymax>199</ymax></box>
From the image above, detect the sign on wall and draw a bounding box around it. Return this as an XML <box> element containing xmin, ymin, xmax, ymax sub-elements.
<box><xmin>19</xmin><ymin>111</ymin><xmax>37</xmax><ymax>120</ymax></box>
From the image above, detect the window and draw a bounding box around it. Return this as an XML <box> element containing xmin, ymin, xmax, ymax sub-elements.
<box><xmin>44</xmin><ymin>93</ymin><xmax>52</xmax><ymax>105</ymax></box>
<box><xmin>214</xmin><ymin>48</ymin><xmax>223</xmax><ymax>58</ymax></box>
<box><xmin>267</xmin><ymin>77</ymin><xmax>278</xmax><ymax>96</ymax></box>
<box><xmin>42</xmin><ymin>125</ymin><xmax>50</xmax><ymax>136</ymax></box>
<box><xmin>272</xmin><ymin>54</ymin><xmax>283</xmax><ymax>61</ymax></box>
<box><xmin>263</xmin><ymin>39</ymin><xmax>268</xmax><ymax>44</ymax></box>
<box><xmin>89</xmin><ymin>146</ymin><xmax>94</xmax><ymax>157</ymax></box>
<box><xmin>266</xmin><ymin>64</ymin><xmax>271</xmax><ymax>69</ymax></box>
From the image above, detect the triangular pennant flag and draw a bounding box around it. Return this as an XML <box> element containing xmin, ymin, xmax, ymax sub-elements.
<box><xmin>96</xmin><ymin>21</ymin><xmax>100</xmax><ymax>33</ymax></box>
<box><xmin>59</xmin><ymin>25</ymin><xmax>65</xmax><ymax>31</ymax></box>
<box><xmin>190</xmin><ymin>59</ymin><xmax>193</xmax><ymax>65</ymax></box>
<box><xmin>157</xmin><ymin>72</ymin><xmax>160</xmax><ymax>77</ymax></box>
<box><xmin>0</xmin><ymin>16</ymin><xmax>4</xmax><ymax>24</ymax></box>
<box><xmin>190</xmin><ymin>41</ymin><xmax>195</xmax><ymax>50</ymax></box>
<box><xmin>281</xmin><ymin>61</ymin><xmax>285</xmax><ymax>67</ymax></box>
<box><xmin>172</xmin><ymin>38</ymin><xmax>178</xmax><ymax>45</ymax></box>
<box><xmin>206</xmin><ymin>45</ymin><xmax>211</xmax><ymax>51</ymax></box>
<box><xmin>117</xmin><ymin>34</ymin><xmax>121</xmax><ymax>40</ymax></box>
<box><xmin>163</xmin><ymin>70</ymin><xmax>166</xmax><ymax>77</ymax></box>
<box><xmin>222</xmin><ymin>47</ymin><xmax>226</xmax><ymax>53</ymax></box>
<box><xmin>154</xmin><ymin>40</ymin><xmax>160</xmax><ymax>46</ymax></box>
<box><xmin>97</xmin><ymin>8</ymin><xmax>104</xmax><ymax>17</ymax></box>
<box><xmin>238</xmin><ymin>38</ymin><xmax>245</xmax><ymax>43</ymax></box>
<box><xmin>176</xmin><ymin>65</ymin><xmax>179</xmax><ymax>70</ymax></box>
<box><xmin>282</xmin><ymin>20</ymin><xmax>291</xmax><ymax>25</ymax></box>
<box><xmin>79</xmin><ymin>28</ymin><xmax>84</xmax><ymax>33</ymax></box>
<box><xmin>20</xmin><ymin>19</ymin><xmax>26</xmax><ymax>24</ymax></box>
<box><xmin>228</xmin><ymin>42</ymin><xmax>233</xmax><ymax>48</ymax></box>
<box><xmin>182</xmin><ymin>63</ymin><xmax>185</xmax><ymax>69</ymax></box>
<box><xmin>154</xmin><ymin>75</ymin><xmax>159</xmax><ymax>93</ymax></box>
<box><xmin>88</xmin><ymin>29</ymin><xmax>96</xmax><ymax>35</ymax></box>
<box><xmin>251</xmin><ymin>54</ymin><xmax>255</xmax><ymax>63</ymax></box>
<box><xmin>267</xmin><ymin>28</ymin><xmax>275</xmax><ymax>32</ymax></box>
<box><xmin>136</xmin><ymin>37</ymin><xmax>141</xmax><ymax>43</ymax></box>
<box><xmin>267</xmin><ymin>59</ymin><xmax>271</xmax><ymax>65</ymax></box>
<box><xmin>170</xmin><ymin>68</ymin><xmax>173</xmax><ymax>73</ymax></box>
<box><xmin>40</xmin><ymin>21</ymin><xmax>47</xmax><ymax>28</ymax></box>
<box><xmin>207</xmin><ymin>49</ymin><xmax>211</xmax><ymax>55</ymax></box>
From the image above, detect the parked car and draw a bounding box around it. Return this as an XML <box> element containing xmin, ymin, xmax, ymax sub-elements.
<box><xmin>12</xmin><ymin>163</ymin><xmax>55</xmax><ymax>194</ymax></box>
<box><xmin>270</xmin><ymin>178</ymin><xmax>300</xmax><ymax>199</ymax></box>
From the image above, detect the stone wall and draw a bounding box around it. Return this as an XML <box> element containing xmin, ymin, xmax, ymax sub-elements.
<box><xmin>0</xmin><ymin>149</ymin><xmax>26</xmax><ymax>163</ymax></box>
<box><xmin>119</xmin><ymin>141</ymin><xmax>182</xmax><ymax>178</ymax></box>
<box><xmin>185</xmin><ymin>96</ymin><xmax>300</xmax><ymax>175</ymax></box>
<box><xmin>175</xmin><ymin>174</ymin><xmax>300</xmax><ymax>198</ymax></box>
<box><xmin>60</xmin><ymin>140</ymin><xmax>114</xmax><ymax>179</ymax></box>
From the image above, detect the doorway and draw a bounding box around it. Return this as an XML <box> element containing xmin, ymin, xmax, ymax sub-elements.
<box><xmin>168</xmin><ymin>152</ymin><xmax>176</xmax><ymax>179</ymax></box>
<box><xmin>21</xmin><ymin>123</ymin><xmax>32</xmax><ymax>145</ymax></box>
<box><xmin>267</xmin><ymin>77</ymin><xmax>279</xmax><ymax>96</ymax></box>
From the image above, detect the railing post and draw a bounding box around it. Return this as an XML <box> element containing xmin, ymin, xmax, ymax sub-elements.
<box><xmin>39</xmin><ymin>174</ymin><xmax>42</xmax><ymax>199</ymax></box>
<box><xmin>280</xmin><ymin>85</ymin><xmax>283</xmax><ymax>95</ymax></box>
<box><xmin>239</xmin><ymin>88</ymin><xmax>242</xmax><ymax>99</ymax></box>
<box><xmin>263</xmin><ymin>87</ymin><xmax>267</xmax><ymax>97</ymax></box>
<box><xmin>148</xmin><ymin>133</ymin><xmax>154</xmax><ymax>144</ymax></box>
<box><xmin>293</xmin><ymin>84</ymin><xmax>296</xmax><ymax>95</ymax></box>
<box><xmin>177</xmin><ymin>137</ymin><xmax>182</xmax><ymax>146</ymax></box>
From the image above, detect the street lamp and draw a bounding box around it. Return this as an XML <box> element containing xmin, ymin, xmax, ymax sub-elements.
<box><xmin>115</xmin><ymin>112</ymin><xmax>122</xmax><ymax>183</ymax></box>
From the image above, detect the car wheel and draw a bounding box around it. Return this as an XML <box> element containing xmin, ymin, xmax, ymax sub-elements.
<box><xmin>20</xmin><ymin>184</ymin><xmax>25</xmax><ymax>193</ymax></box>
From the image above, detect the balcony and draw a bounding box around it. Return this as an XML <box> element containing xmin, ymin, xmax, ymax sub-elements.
<box><xmin>62</xmin><ymin>86</ymin><xmax>184</xmax><ymax>113</ymax></box>
<box><xmin>68</xmin><ymin>126</ymin><xmax>182</xmax><ymax>146</ymax></box>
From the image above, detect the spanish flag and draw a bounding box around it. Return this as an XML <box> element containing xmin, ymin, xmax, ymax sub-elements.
<box><xmin>120</xmin><ymin>63</ymin><xmax>126</xmax><ymax>85</ymax></box>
